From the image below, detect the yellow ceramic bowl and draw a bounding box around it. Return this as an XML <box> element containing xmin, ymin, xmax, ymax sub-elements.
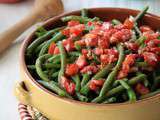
<box><xmin>14</xmin><ymin>8</ymin><xmax>160</xmax><ymax>120</ymax></box>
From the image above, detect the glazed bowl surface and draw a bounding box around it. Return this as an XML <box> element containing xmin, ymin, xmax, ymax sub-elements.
<box><xmin>15</xmin><ymin>8</ymin><xmax>160</xmax><ymax>120</ymax></box>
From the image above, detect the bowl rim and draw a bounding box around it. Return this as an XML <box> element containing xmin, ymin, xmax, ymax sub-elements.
<box><xmin>20</xmin><ymin>7</ymin><xmax>160</xmax><ymax>107</ymax></box>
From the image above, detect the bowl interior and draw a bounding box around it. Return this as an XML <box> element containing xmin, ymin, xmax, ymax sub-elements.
<box><xmin>21</xmin><ymin>7</ymin><xmax>160</xmax><ymax>106</ymax></box>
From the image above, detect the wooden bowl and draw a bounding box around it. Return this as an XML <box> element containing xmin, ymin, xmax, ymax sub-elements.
<box><xmin>14</xmin><ymin>8</ymin><xmax>160</xmax><ymax>120</ymax></box>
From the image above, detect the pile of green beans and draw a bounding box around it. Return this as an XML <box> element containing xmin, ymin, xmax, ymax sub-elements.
<box><xmin>25</xmin><ymin>6</ymin><xmax>160</xmax><ymax>104</ymax></box>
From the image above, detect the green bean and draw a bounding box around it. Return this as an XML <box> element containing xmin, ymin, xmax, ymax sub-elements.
<box><xmin>39</xmin><ymin>32</ymin><xmax>64</xmax><ymax>56</ymax></box>
<box><xmin>27</xmin><ymin>65</ymin><xmax>36</xmax><ymax>70</ymax></box>
<box><xmin>47</xmin><ymin>52</ymin><xmax>80</xmax><ymax>63</ymax></box>
<box><xmin>61</xmin><ymin>15</ymin><xmax>91</xmax><ymax>23</ymax></box>
<box><xmin>35</xmin><ymin>26</ymin><xmax>47</xmax><ymax>37</ymax></box>
<box><xmin>35</xmin><ymin>54</ymin><xmax>52</xmax><ymax>82</ymax></box>
<box><xmin>140</xmin><ymin>89</ymin><xmax>160</xmax><ymax>99</ymax></box>
<box><xmin>98</xmin><ymin>44</ymin><xmax>124</xmax><ymax>97</ymax></box>
<box><xmin>134</xmin><ymin>6</ymin><xmax>149</xmax><ymax>22</ymax></box>
<box><xmin>136</xmin><ymin>36</ymin><xmax>146</xmax><ymax>45</ymax></box>
<box><xmin>134</xmin><ymin>24</ymin><xmax>142</xmax><ymax>36</ymax></box>
<box><xmin>93</xmin><ymin>63</ymin><xmax>114</xmax><ymax>79</ymax></box>
<box><xmin>35</xmin><ymin>41</ymin><xmax>47</xmax><ymax>54</ymax></box>
<box><xmin>51</xmin><ymin>71</ymin><xmax>59</xmax><ymax>78</ymax></box>
<box><xmin>118</xmin><ymin>80</ymin><xmax>136</xmax><ymax>102</ymax></box>
<box><xmin>108</xmin><ymin>74</ymin><xmax>146</xmax><ymax>96</ymax></box>
<box><xmin>81</xmin><ymin>8</ymin><xmax>88</xmax><ymax>17</ymax></box>
<box><xmin>111</xmin><ymin>19</ymin><xmax>121</xmax><ymax>25</ymax></box>
<box><xmin>80</xmin><ymin>63</ymin><xmax>114</xmax><ymax>96</ymax></box>
<box><xmin>58</xmin><ymin>42</ymin><xmax>67</xmax><ymax>84</ymax></box>
<box><xmin>48</xmin><ymin>54</ymin><xmax>61</xmax><ymax>63</ymax></box>
<box><xmin>38</xmin><ymin>80</ymin><xmax>72</xmax><ymax>98</ymax></box>
<box><xmin>72</xmin><ymin>74</ymin><xmax>81</xmax><ymax>92</ymax></box>
<box><xmin>28</xmin><ymin>63</ymin><xmax>60</xmax><ymax>70</ymax></box>
<box><xmin>112</xmin><ymin>78</ymin><xmax>128</xmax><ymax>87</ymax></box>
<box><xmin>135</xmin><ymin>61</ymin><xmax>148</xmax><ymax>67</ymax></box>
<box><xmin>81</xmin><ymin>74</ymin><xmax>90</xmax><ymax>87</ymax></box>
<box><xmin>68</xmin><ymin>51</ymin><xmax>81</xmax><ymax>57</ymax></box>
<box><xmin>75</xmin><ymin>43</ymin><xmax>82</xmax><ymax>51</ymax></box>
<box><xmin>151</xmin><ymin>76</ymin><xmax>160</xmax><ymax>91</ymax></box>
<box><xmin>76</xmin><ymin>92</ymin><xmax>88</xmax><ymax>102</ymax></box>
<box><xmin>91</xmin><ymin>17</ymin><xmax>100</xmax><ymax>22</ymax></box>
<box><xmin>136</xmin><ymin>72</ymin><xmax>149</xmax><ymax>87</ymax></box>
<box><xmin>102</xmin><ymin>97</ymin><xmax>117</xmax><ymax>104</ymax></box>
<box><xmin>43</xmin><ymin>63</ymin><xmax>61</xmax><ymax>69</ymax></box>
<box><xmin>27</xmin><ymin>27</ymin><xmax>62</xmax><ymax>56</ymax></box>
<box><xmin>92</xmin><ymin>74</ymin><xmax>146</xmax><ymax>103</ymax></box>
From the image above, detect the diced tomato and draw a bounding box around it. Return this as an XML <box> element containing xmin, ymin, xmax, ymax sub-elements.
<box><xmin>76</xmin><ymin>55</ymin><xmax>87</xmax><ymax>69</ymax></box>
<box><xmin>81</xmin><ymin>49</ymin><xmax>88</xmax><ymax>57</ymax></box>
<box><xmin>89</xmin><ymin>81</ymin><xmax>98</xmax><ymax>91</ymax></box>
<box><xmin>48</xmin><ymin>42</ymin><xmax>56</xmax><ymax>54</ymax></box>
<box><xmin>140</xmin><ymin>25</ymin><xmax>153</xmax><ymax>33</ymax></box>
<box><xmin>143</xmin><ymin>32</ymin><xmax>159</xmax><ymax>43</ymax></box>
<box><xmin>149</xmin><ymin>47</ymin><xmax>160</xmax><ymax>53</ymax></box>
<box><xmin>110</xmin><ymin>29</ymin><xmax>132</xmax><ymax>43</ymax></box>
<box><xmin>114</xmin><ymin>24</ymin><xmax>125</xmax><ymax>30</ymax></box>
<box><xmin>62</xmin><ymin>24</ymin><xmax>85</xmax><ymax>37</ymax></box>
<box><xmin>66</xmin><ymin>83</ymin><xmax>76</xmax><ymax>95</ymax></box>
<box><xmin>89</xmin><ymin>79</ymin><xmax>104</xmax><ymax>91</ymax></box>
<box><xmin>123</xmin><ymin>18</ymin><xmax>134</xmax><ymax>29</ymax></box>
<box><xmin>70</xmin><ymin>24</ymin><xmax>85</xmax><ymax>36</ymax></box>
<box><xmin>100</xmin><ymin>54</ymin><xmax>109</xmax><ymax>64</ymax></box>
<box><xmin>135</xmin><ymin>83</ymin><xmax>149</xmax><ymax>95</ymax></box>
<box><xmin>98</xmin><ymin>37</ymin><xmax>109</xmax><ymax>49</ymax></box>
<box><xmin>75</xmin><ymin>40</ymin><xmax>86</xmax><ymax>46</ymax></box>
<box><xmin>84</xmin><ymin>33</ymin><xmax>98</xmax><ymax>46</ymax></box>
<box><xmin>54</xmin><ymin>46</ymin><xmax>60</xmax><ymax>54</ymax></box>
<box><xmin>87</xmin><ymin>21</ymin><xmax>93</xmax><ymax>26</ymax></box>
<box><xmin>100</xmin><ymin>53</ymin><xmax>118</xmax><ymax>65</ymax></box>
<box><xmin>143</xmin><ymin>52</ymin><xmax>158</xmax><ymax>66</ymax></box>
<box><xmin>107</xmin><ymin>49</ymin><xmax>119</xmax><ymax>57</ymax></box>
<box><xmin>146</xmin><ymin>39</ymin><xmax>160</xmax><ymax>47</ymax></box>
<box><xmin>68</xmin><ymin>20</ymin><xmax>80</xmax><ymax>27</ymax></box>
<box><xmin>100</xmin><ymin>49</ymin><xmax>118</xmax><ymax>64</ymax></box>
<box><xmin>93</xmin><ymin>48</ymin><xmax>104</xmax><ymax>55</ymax></box>
<box><xmin>101</xmin><ymin>22</ymin><xmax>113</xmax><ymax>30</ymax></box>
<box><xmin>62</xmin><ymin>29</ymin><xmax>70</xmax><ymax>37</ymax></box>
<box><xmin>60</xmin><ymin>76</ymin><xmax>75</xmax><ymax>95</ymax></box>
<box><xmin>80</xmin><ymin>65</ymin><xmax>98</xmax><ymax>74</ymax></box>
<box><xmin>62</xmin><ymin>38</ymin><xmax>75</xmax><ymax>52</ymax></box>
<box><xmin>117</xmin><ymin>54</ymin><xmax>137</xmax><ymax>79</ymax></box>
<box><xmin>60</xmin><ymin>76</ymin><xmax>70</xmax><ymax>88</ymax></box>
<box><xmin>103</xmin><ymin>28</ymin><xmax>117</xmax><ymax>38</ymax></box>
<box><xmin>124</xmin><ymin>42</ymin><xmax>139</xmax><ymax>51</ymax></box>
<box><xmin>91</xmin><ymin>79</ymin><xmax>105</xmax><ymax>86</ymax></box>
<box><xmin>65</xmin><ymin>64</ymin><xmax>79</xmax><ymax>76</ymax></box>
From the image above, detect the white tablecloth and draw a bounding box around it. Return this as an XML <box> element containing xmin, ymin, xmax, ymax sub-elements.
<box><xmin>0</xmin><ymin>0</ymin><xmax>160</xmax><ymax>119</ymax></box>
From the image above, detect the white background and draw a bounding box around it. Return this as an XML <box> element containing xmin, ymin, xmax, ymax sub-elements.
<box><xmin>0</xmin><ymin>0</ymin><xmax>160</xmax><ymax>119</ymax></box>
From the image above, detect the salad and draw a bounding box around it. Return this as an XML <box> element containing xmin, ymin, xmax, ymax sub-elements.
<box><xmin>26</xmin><ymin>6</ymin><xmax>160</xmax><ymax>103</ymax></box>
